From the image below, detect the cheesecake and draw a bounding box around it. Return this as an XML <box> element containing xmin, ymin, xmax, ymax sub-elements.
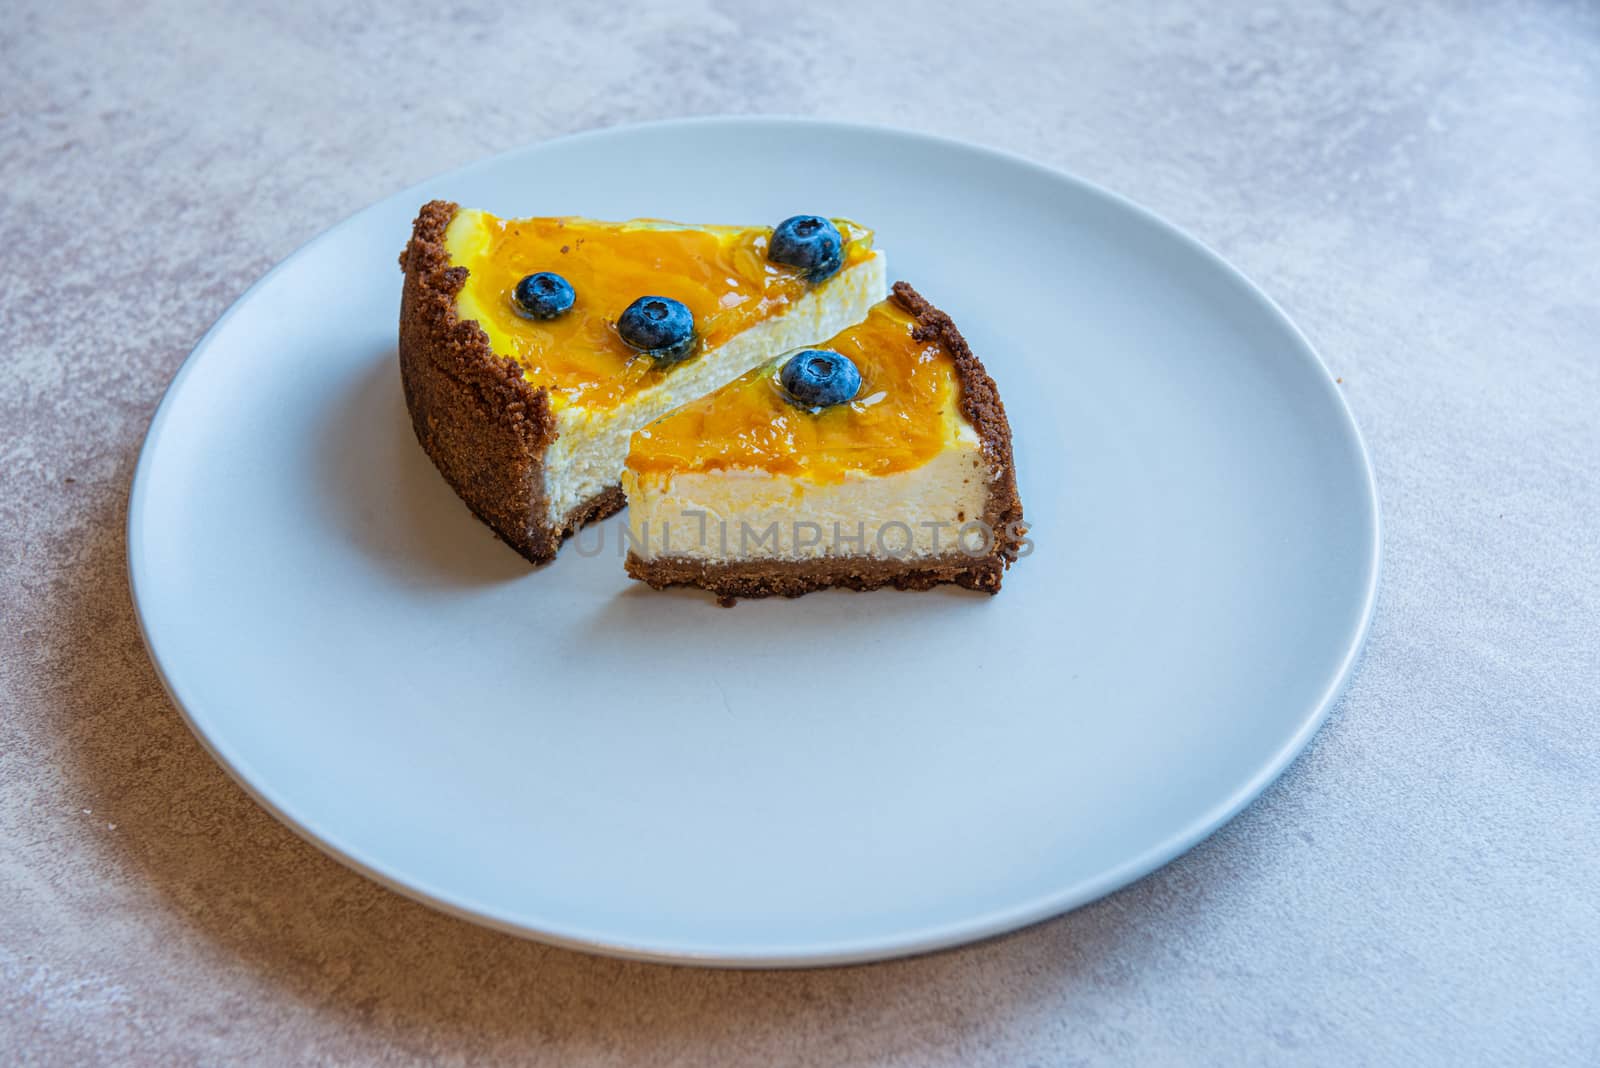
<box><xmin>620</xmin><ymin>282</ymin><xmax>1026</xmax><ymax>601</ymax></box>
<box><xmin>398</xmin><ymin>200</ymin><xmax>886</xmax><ymax>563</ymax></box>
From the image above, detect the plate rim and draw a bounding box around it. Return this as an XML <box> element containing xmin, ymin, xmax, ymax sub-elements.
<box><xmin>126</xmin><ymin>115</ymin><xmax>1382</xmax><ymax>968</ymax></box>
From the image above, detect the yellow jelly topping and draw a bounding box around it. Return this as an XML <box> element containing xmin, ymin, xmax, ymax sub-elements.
<box><xmin>445</xmin><ymin>210</ymin><xmax>874</xmax><ymax>410</ymax></box>
<box><xmin>627</xmin><ymin>299</ymin><xmax>966</xmax><ymax>483</ymax></box>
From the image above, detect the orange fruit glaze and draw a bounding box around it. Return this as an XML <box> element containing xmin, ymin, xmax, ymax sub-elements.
<box><xmin>446</xmin><ymin>211</ymin><xmax>874</xmax><ymax>410</ymax></box>
<box><xmin>626</xmin><ymin>299</ymin><xmax>962</xmax><ymax>483</ymax></box>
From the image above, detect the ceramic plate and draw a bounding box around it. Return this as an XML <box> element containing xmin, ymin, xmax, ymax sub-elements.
<box><xmin>128</xmin><ymin>118</ymin><xmax>1379</xmax><ymax>967</ymax></box>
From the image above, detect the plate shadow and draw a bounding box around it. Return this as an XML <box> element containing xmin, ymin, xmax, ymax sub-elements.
<box><xmin>312</xmin><ymin>347</ymin><xmax>533</xmax><ymax>589</ymax></box>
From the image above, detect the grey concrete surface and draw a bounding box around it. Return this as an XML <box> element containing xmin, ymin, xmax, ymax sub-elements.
<box><xmin>3</xmin><ymin>0</ymin><xmax>1598</xmax><ymax>1063</ymax></box>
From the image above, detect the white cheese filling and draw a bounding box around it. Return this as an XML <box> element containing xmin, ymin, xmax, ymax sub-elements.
<box><xmin>620</xmin><ymin>434</ymin><xmax>994</xmax><ymax>563</ymax></box>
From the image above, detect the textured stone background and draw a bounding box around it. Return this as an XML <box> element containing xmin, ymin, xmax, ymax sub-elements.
<box><xmin>4</xmin><ymin>0</ymin><xmax>1598</xmax><ymax>1063</ymax></box>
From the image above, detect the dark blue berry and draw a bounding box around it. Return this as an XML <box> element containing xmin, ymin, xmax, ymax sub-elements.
<box><xmin>617</xmin><ymin>296</ymin><xmax>697</xmax><ymax>364</ymax></box>
<box><xmin>779</xmin><ymin>349</ymin><xmax>861</xmax><ymax>410</ymax></box>
<box><xmin>768</xmin><ymin>215</ymin><xmax>844</xmax><ymax>283</ymax></box>
<box><xmin>512</xmin><ymin>272</ymin><xmax>575</xmax><ymax>320</ymax></box>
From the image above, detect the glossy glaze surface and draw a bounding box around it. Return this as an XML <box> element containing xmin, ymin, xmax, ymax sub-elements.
<box><xmin>627</xmin><ymin>299</ymin><xmax>961</xmax><ymax>481</ymax></box>
<box><xmin>446</xmin><ymin>210</ymin><xmax>874</xmax><ymax>409</ymax></box>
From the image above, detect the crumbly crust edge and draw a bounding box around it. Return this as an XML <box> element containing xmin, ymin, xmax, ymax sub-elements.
<box><xmin>398</xmin><ymin>199</ymin><xmax>608</xmax><ymax>564</ymax></box>
<box><xmin>624</xmin><ymin>552</ymin><xmax>1010</xmax><ymax>606</ymax></box>
<box><xmin>888</xmin><ymin>281</ymin><xmax>1026</xmax><ymax>570</ymax></box>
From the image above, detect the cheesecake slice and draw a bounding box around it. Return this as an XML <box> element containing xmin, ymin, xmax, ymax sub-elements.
<box><xmin>620</xmin><ymin>283</ymin><xmax>1026</xmax><ymax>601</ymax></box>
<box><xmin>398</xmin><ymin>201</ymin><xmax>886</xmax><ymax>563</ymax></box>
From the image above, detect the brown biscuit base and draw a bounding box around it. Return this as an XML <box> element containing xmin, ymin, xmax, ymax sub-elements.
<box><xmin>625</xmin><ymin>553</ymin><xmax>1009</xmax><ymax>606</ymax></box>
<box><xmin>625</xmin><ymin>282</ymin><xmax>1027</xmax><ymax>602</ymax></box>
<box><xmin>397</xmin><ymin>199</ymin><xmax>618</xmax><ymax>565</ymax></box>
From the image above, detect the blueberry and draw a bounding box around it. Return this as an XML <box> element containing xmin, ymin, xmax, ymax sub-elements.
<box><xmin>768</xmin><ymin>215</ymin><xmax>844</xmax><ymax>283</ymax></box>
<box><xmin>779</xmin><ymin>349</ymin><xmax>861</xmax><ymax>410</ymax></box>
<box><xmin>512</xmin><ymin>272</ymin><xmax>575</xmax><ymax>320</ymax></box>
<box><xmin>617</xmin><ymin>296</ymin><xmax>697</xmax><ymax>363</ymax></box>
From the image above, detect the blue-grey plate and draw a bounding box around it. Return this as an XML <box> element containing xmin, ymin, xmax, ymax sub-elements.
<box><xmin>128</xmin><ymin>118</ymin><xmax>1379</xmax><ymax>967</ymax></box>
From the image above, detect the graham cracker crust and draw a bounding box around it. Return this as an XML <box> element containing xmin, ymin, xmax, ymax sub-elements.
<box><xmin>625</xmin><ymin>552</ymin><xmax>1009</xmax><ymax>605</ymax></box>
<box><xmin>398</xmin><ymin>199</ymin><xmax>597</xmax><ymax>565</ymax></box>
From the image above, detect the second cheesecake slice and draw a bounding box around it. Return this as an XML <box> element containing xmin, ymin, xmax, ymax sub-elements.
<box><xmin>621</xmin><ymin>283</ymin><xmax>1026</xmax><ymax>601</ymax></box>
<box><xmin>399</xmin><ymin>201</ymin><xmax>887</xmax><ymax>563</ymax></box>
